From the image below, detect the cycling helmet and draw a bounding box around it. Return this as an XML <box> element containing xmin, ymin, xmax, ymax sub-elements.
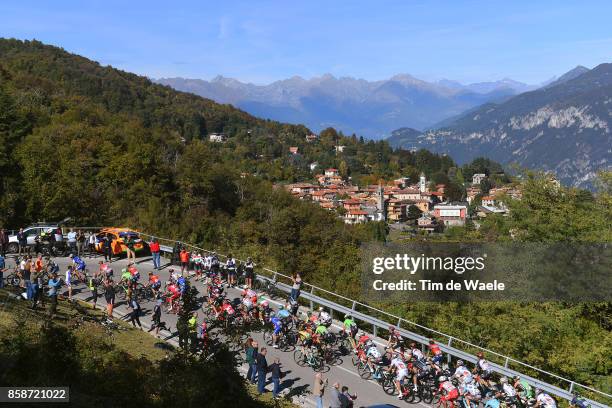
<box><xmin>318</xmin><ymin>306</ymin><xmax>324</xmax><ymax>311</ymax></box>
<box><xmin>344</xmin><ymin>313</ymin><xmax>352</xmax><ymax>319</ymax></box>
<box><xmin>439</xmin><ymin>376</ymin><xmax>447</xmax><ymax>382</ymax></box>
<box><xmin>527</xmin><ymin>399</ymin><xmax>537</xmax><ymax>407</ymax></box>
<box><xmin>69</xmin><ymin>254</ymin><xmax>74</xmax><ymax>258</ymax></box>
<box><xmin>261</xmin><ymin>300</ymin><xmax>269</xmax><ymax>308</ymax></box>
<box><xmin>456</xmin><ymin>359</ymin><xmax>465</xmax><ymax>366</ymax></box>
<box><xmin>500</xmin><ymin>377</ymin><xmax>508</xmax><ymax>384</ymax></box>
<box><xmin>148</xmin><ymin>271</ymin><xmax>153</xmax><ymax>275</ymax></box>
<box><xmin>279</xmin><ymin>304</ymin><xmax>284</xmax><ymax>309</ymax></box>
<box><xmin>535</xmin><ymin>389</ymin><xmax>542</xmax><ymax>395</ymax></box>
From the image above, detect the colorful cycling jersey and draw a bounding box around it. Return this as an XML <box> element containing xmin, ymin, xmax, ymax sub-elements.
<box><xmin>149</xmin><ymin>275</ymin><xmax>160</xmax><ymax>285</ymax></box>
<box><xmin>358</xmin><ymin>334</ymin><xmax>370</xmax><ymax>345</ymax></box>
<box><xmin>315</xmin><ymin>325</ymin><xmax>328</xmax><ymax>335</ymax></box>
<box><xmin>343</xmin><ymin>318</ymin><xmax>356</xmax><ymax>330</ymax></box>
<box><xmin>440</xmin><ymin>381</ymin><xmax>458</xmax><ymax>393</ymax></box>
<box><xmin>73</xmin><ymin>256</ymin><xmax>86</xmax><ymax>270</ymax></box>
<box><xmin>463</xmin><ymin>382</ymin><xmax>481</xmax><ymax>398</ymax></box>
<box><xmin>429</xmin><ymin>343</ymin><xmax>442</xmax><ymax>355</ymax></box>
<box><xmin>411</xmin><ymin>347</ymin><xmax>425</xmax><ymax>360</ymax></box>
<box><xmin>298</xmin><ymin>330</ymin><xmax>311</xmax><ymax>340</ymax></box>
<box><xmin>391</xmin><ymin>357</ymin><xmax>406</xmax><ymax>371</ymax></box>
<box><xmin>485</xmin><ymin>398</ymin><xmax>501</xmax><ymax>408</ymax></box>
<box><xmin>502</xmin><ymin>383</ymin><xmax>517</xmax><ymax>397</ymax></box>
<box><xmin>478</xmin><ymin>358</ymin><xmax>492</xmax><ymax>373</ymax></box>
<box><xmin>318</xmin><ymin>311</ymin><xmax>331</xmax><ymax>323</ymax></box>
<box><xmin>121</xmin><ymin>271</ymin><xmax>132</xmax><ymax>281</ymax></box>
<box><xmin>271</xmin><ymin>316</ymin><xmax>283</xmax><ymax>334</ymax></box>
<box><xmin>244</xmin><ymin>289</ymin><xmax>257</xmax><ymax>298</ymax></box>
<box><xmin>242</xmin><ymin>297</ymin><xmax>253</xmax><ymax>308</ymax></box>
<box><xmin>177</xmin><ymin>277</ymin><xmax>186</xmax><ymax>293</ymax></box>
<box><xmin>367</xmin><ymin>346</ymin><xmax>381</xmax><ymax>359</ymax></box>
<box><xmin>518</xmin><ymin>380</ymin><xmax>534</xmax><ymax>398</ymax></box>
<box><xmin>277</xmin><ymin>309</ymin><xmax>291</xmax><ymax>319</ymax></box>
<box><xmin>454</xmin><ymin>365</ymin><xmax>472</xmax><ymax>381</ymax></box>
<box><xmin>536</xmin><ymin>393</ymin><xmax>557</xmax><ymax>408</ymax></box>
<box><xmin>222</xmin><ymin>303</ymin><xmax>235</xmax><ymax>315</ymax></box>
<box><xmin>168</xmin><ymin>284</ymin><xmax>179</xmax><ymax>296</ymax></box>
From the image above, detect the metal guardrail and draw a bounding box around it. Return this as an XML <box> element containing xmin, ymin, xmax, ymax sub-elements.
<box><xmin>64</xmin><ymin>227</ymin><xmax>611</xmax><ymax>407</ymax></box>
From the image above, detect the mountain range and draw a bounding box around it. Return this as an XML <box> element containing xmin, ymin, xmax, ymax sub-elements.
<box><xmin>156</xmin><ymin>74</ymin><xmax>538</xmax><ymax>138</ymax></box>
<box><xmin>387</xmin><ymin>64</ymin><xmax>611</xmax><ymax>189</ymax></box>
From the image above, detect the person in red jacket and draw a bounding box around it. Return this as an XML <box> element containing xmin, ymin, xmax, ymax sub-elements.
<box><xmin>149</xmin><ymin>238</ymin><xmax>161</xmax><ymax>269</ymax></box>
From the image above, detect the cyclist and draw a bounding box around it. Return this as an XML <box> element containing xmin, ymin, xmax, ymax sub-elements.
<box><xmin>297</xmin><ymin>323</ymin><xmax>314</xmax><ymax>359</ymax></box>
<box><xmin>438</xmin><ymin>376</ymin><xmax>459</xmax><ymax>405</ymax></box>
<box><xmin>365</xmin><ymin>340</ymin><xmax>381</xmax><ymax>375</ymax></box>
<box><xmin>270</xmin><ymin>313</ymin><xmax>284</xmax><ymax>348</ymax></box>
<box><xmin>177</xmin><ymin>275</ymin><xmax>187</xmax><ymax>295</ymax></box>
<box><xmin>428</xmin><ymin>339</ymin><xmax>444</xmax><ymax>365</ymax></box>
<box><xmin>218</xmin><ymin>298</ymin><xmax>236</xmax><ymax>320</ymax></box>
<box><xmin>535</xmin><ymin>389</ymin><xmax>557</xmax><ymax>408</ymax></box>
<box><xmin>387</xmin><ymin>325</ymin><xmax>403</xmax><ymax>349</ymax></box>
<box><xmin>473</xmin><ymin>352</ymin><xmax>493</xmax><ymax>388</ymax></box>
<box><xmin>317</xmin><ymin>307</ymin><xmax>332</xmax><ymax>327</ymax></box>
<box><xmin>453</xmin><ymin>360</ymin><xmax>473</xmax><ymax>385</ymax></box>
<box><xmin>389</xmin><ymin>352</ymin><xmax>409</xmax><ymax>399</ymax></box>
<box><xmin>343</xmin><ymin>314</ymin><xmax>358</xmax><ymax>351</ymax></box>
<box><xmin>461</xmin><ymin>379</ymin><xmax>482</xmax><ymax>407</ymax></box>
<box><xmin>409</xmin><ymin>342</ymin><xmax>425</xmax><ymax>362</ymax></box>
<box><xmin>69</xmin><ymin>253</ymin><xmax>86</xmax><ymax>282</ymax></box>
<box><xmin>148</xmin><ymin>271</ymin><xmax>161</xmax><ymax>297</ymax></box>
<box><xmin>570</xmin><ymin>393</ymin><xmax>590</xmax><ymax>408</ymax></box>
<box><xmin>499</xmin><ymin>377</ymin><xmax>518</xmax><ymax>406</ymax></box>
<box><xmin>165</xmin><ymin>281</ymin><xmax>181</xmax><ymax>313</ymax></box>
<box><xmin>276</xmin><ymin>304</ymin><xmax>291</xmax><ymax>321</ymax></box>
<box><xmin>512</xmin><ymin>376</ymin><xmax>534</xmax><ymax>400</ymax></box>
<box><xmin>257</xmin><ymin>298</ymin><xmax>272</xmax><ymax>324</ymax></box>
<box><xmin>120</xmin><ymin>268</ymin><xmax>133</xmax><ymax>287</ymax></box>
<box><xmin>287</xmin><ymin>297</ymin><xmax>300</xmax><ymax>321</ymax></box>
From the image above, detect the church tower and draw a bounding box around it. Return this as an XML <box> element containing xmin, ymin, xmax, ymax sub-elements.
<box><xmin>377</xmin><ymin>180</ymin><xmax>386</xmax><ymax>221</ymax></box>
<box><xmin>419</xmin><ymin>172</ymin><xmax>427</xmax><ymax>193</ymax></box>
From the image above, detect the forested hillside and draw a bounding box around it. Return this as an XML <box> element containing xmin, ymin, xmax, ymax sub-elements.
<box><xmin>0</xmin><ymin>39</ymin><xmax>610</xmax><ymax>395</ymax></box>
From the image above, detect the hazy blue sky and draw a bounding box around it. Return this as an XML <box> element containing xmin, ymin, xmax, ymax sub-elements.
<box><xmin>1</xmin><ymin>1</ymin><xmax>610</xmax><ymax>84</ymax></box>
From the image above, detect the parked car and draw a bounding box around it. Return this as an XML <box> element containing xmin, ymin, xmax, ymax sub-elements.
<box><xmin>94</xmin><ymin>228</ymin><xmax>147</xmax><ymax>256</ymax></box>
<box><xmin>7</xmin><ymin>218</ymin><xmax>70</xmax><ymax>253</ymax></box>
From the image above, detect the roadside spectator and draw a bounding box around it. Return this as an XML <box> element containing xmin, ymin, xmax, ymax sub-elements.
<box><xmin>47</xmin><ymin>272</ymin><xmax>61</xmax><ymax>318</ymax></box>
<box><xmin>290</xmin><ymin>272</ymin><xmax>302</xmax><ymax>301</ymax></box>
<box><xmin>124</xmin><ymin>234</ymin><xmax>136</xmax><ymax>263</ymax></box>
<box><xmin>313</xmin><ymin>373</ymin><xmax>327</xmax><ymax>408</ymax></box>
<box><xmin>88</xmin><ymin>273</ymin><xmax>99</xmax><ymax>309</ymax></box>
<box><xmin>340</xmin><ymin>386</ymin><xmax>357</xmax><ymax>408</ymax></box>
<box><xmin>30</xmin><ymin>266</ymin><xmax>40</xmax><ymax>309</ymax></box>
<box><xmin>256</xmin><ymin>347</ymin><xmax>268</xmax><ymax>394</ymax></box>
<box><xmin>179</xmin><ymin>247</ymin><xmax>190</xmax><ymax>276</ymax></box>
<box><xmin>0</xmin><ymin>252</ymin><xmax>6</xmax><ymax>288</ymax></box>
<box><xmin>76</xmin><ymin>230</ymin><xmax>85</xmax><ymax>256</ymax></box>
<box><xmin>103</xmin><ymin>277</ymin><xmax>115</xmax><ymax>321</ymax></box>
<box><xmin>329</xmin><ymin>382</ymin><xmax>342</xmax><ymax>408</ymax></box>
<box><xmin>65</xmin><ymin>265</ymin><xmax>73</xmax><ymax>300</ymax></box>
<box><xmin>270</xmin><ymin>357</ymin><xmax>282</xmax><ymax>399</ymax></box>
<box><xmin>244</xmin><ymin>257</ymin><xmax>255</xmax><ymax>289</ymax></box>
<box><xmin>103</xmin><ymin>233</ymin><xmax>113</xmax><ymax>262</ymax></box>
<box><xmin>88</xmin><ymin>232</ymin><xmax>96</xmax><ymax>255</ymax></box>
<box><xmin>149</xmin><ymin>238</ymin><xmax>161</xmax><ymax>269</ymax></box>
<box><xmin>23</xmin><ymin>264</ymin><xmax>32</xmax><ymax>300</ymax></box>
<box><xmin>245</xmin><ymin>338</ymin><xmax>258</xmax><ymax>384</ymax></box>
<box><xmin>66</xmin><ymin>229</ymin><xmax>77</xmax><ymax>254</ymax></box>
<box><xmin>128</xmin><ymin>295</ymin><xmax>142</xmax><ymax>329</ymax></box>
<box><xmin>17</xmin><ymin>228</ymin><xmax>27</xmax><ymax>255</ymax></box>
<box><xmin>0</xmin><ymin>228</ymin><xmax>8</xmax><ymax>256</ymax></box>
<box><xmin>148</xmin><ymin>297</ymin><xmax>166</xmax><ymax>337</ymax></box>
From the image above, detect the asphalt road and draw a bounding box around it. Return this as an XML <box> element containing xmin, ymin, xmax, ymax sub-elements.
<box><xmin>4</xmin><ymin>253</ymin><xmax>430</xmax><ymax>408</ymax></box>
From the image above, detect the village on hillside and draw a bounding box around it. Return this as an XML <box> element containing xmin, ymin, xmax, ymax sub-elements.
<box><xmin>279</xmin><ymin>166</ymin><xmax>523</xmax><ymax>233</ymax></box>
